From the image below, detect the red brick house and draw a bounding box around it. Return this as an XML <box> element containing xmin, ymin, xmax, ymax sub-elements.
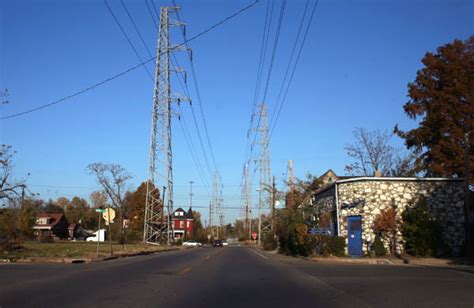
<box><xmin>171</xmin><ymin>207</ymin><xmax>194</xmax><ymax>240</ymax></box>
<box><xmin>33</xmin><ymin>212</ymin><xmax>69</xmax><ymax>239</ymax></box>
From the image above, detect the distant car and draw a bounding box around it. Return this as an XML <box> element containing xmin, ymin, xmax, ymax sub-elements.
<box><xmin>222</xmin><ymin>241</ymin><xmax>229</xmax><ymax>246</ymax></box>
<box><xmin>213</xmin><ymin>240</ymin><xmax>223</xmax><ymax>247</ymax></box>
<box><xmin>183</xmin><ymin>241</ymin><xmax>201</xmax><ymax>247</ymax></box>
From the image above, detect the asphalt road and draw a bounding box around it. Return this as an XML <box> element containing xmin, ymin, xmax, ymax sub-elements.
<box><xmin>1</xmin><ymin>246</ymin><xmax>473</xmax><ymax>308</ymax></box>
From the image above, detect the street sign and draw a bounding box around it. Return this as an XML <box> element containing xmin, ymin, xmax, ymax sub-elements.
<box><xmin>308</xmin><ymin>228</ymin><xmax>331</xmax><ymax>235</ymax></box>
<box><xmin>102</xmin><ymin>208</ymin><xmax>116</xmax><ymax>223</ymax></box>
<box><xmin>252</xmin><ymin>232</ymin><xmax>257</xmax><ymax>240</ymax></box>
<box><xmin>95</xmin><ymin>208</ymin><xmax>106</xmax><ymax>213</ymax></box>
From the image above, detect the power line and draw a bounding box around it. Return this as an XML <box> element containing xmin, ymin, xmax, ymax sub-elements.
<box><xmin>120</xmin><ymin>0</ymin><xmax>154</xmax><ymax>59</ymax></box>
<box><xmin>172</xmin><ymin>0</ymin><xmax>223</xmax><ymax>174</ymax></box>
<box><xmin>145</xmin><ymin>0</ymin><xmax>159</xmax><ymax>30</ymax></box>
<box><xmin>1</xmin><ymin>0</ymin><xmax>260</xmax><ymax>121</ymax></box>
<box><xmin>247</xmin><ymin>0</ymin><xmax>286</xmax><ymax>169</ymax></box>
<box><xmin>269</xmin><ymin>0</ymin><xmax>319</xmax><ymax>139</ymax></box>
<box><xmin>103</xmin><ymin>0</ymin><xmax>154</xmax><ymax>81</ymax></box>
<box><xmin>269</xmin><ymin>0</ymin><xmax>310</xmax><ymax>131</ymax></box>
<box><xmin>242</xmin><ymin>0</ymin><xmax>274</xmax><ymax>176</ymax></box>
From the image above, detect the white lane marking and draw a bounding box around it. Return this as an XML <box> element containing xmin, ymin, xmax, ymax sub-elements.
<box><xmin>252</xmin><ymin>249</ymin><xmax>268</xmax><ymax>259</ymax></box>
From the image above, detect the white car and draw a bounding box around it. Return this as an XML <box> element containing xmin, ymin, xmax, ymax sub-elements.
<box><xmin>182</xmin><ymin>240</ymin><xmax>201</xmax><ymax>247</ymax></box>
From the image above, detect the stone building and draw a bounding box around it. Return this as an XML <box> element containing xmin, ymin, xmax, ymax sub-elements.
<box><xmin>310</xmin><ymin>173</ymin><xmax>465</xmax><ymax>256</ymax></box>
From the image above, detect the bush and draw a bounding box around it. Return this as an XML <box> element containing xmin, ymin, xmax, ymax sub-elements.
<box><xmin>327</xmin><ymin>236</ymin><xmax>346</xmax><ymax>257</ymax></box>
<box><xmin>402</xmin><ymin>199</ymin><xmax>443</xmax><ymax>257</ymax></box>
<box><xmin>262</xmin><ymin>232</ymin><xmax>277</xmax><ymax>251</ymax></box>
<box><xmin>371</xmin><ymin>234</ymin><xmax>387</xmax><ymax>256</ymax></box>
<box><xmin>124</xmin><ymin>229</ymin><xmax>142</xmax><ymax>243</ymax></box>
<box><xmin>313</xmin><ymin>235</ymin><xmax>345</xmax><ymax>257</ymax></box>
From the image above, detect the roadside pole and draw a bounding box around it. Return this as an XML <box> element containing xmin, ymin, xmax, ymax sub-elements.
<box><xmin>107</xmin><ymin>208</ymin><xmax>113</xmax><ymax>256</ymax></box>
<box><xmin>95</xmin><ymin>207</ymin><xmax>105</xmax><ymax>257</ymax></box>
<box><xmin>97</xmin><ymin>210</ymin><xmax>101</xmax><ymax>256</ymax></box>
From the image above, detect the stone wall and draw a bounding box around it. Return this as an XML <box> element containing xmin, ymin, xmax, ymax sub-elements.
<box><xmin>337</xmin><ymin>179</ymin><xmax>465</xmax><ymax>256</ymax></box>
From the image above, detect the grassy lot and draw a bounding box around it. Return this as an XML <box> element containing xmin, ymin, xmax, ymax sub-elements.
<box><xmin>0</xmin><ymin>241</ymin><xmax>176</xmax><ymax>260</ymax></box>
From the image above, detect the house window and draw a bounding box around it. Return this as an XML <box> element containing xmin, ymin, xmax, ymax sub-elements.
<box><xmin>186</xmin><ymin>221</ymin><xmax>190</xmax><ymax>228</ymax></box>
<box><xmin>36</xmin><ymin>217</ymin><xmax>49</xmax><ymax>225</ymax></box>
<box><xmin>179</xmin><ymin>221</ymin><xmax>184</xmax><ymax>228</ymax></box>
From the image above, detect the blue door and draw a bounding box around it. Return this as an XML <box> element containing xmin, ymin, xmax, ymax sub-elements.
<box><xmin>347</xmin><ymin>216</ymin><xmax>362</xmax><ymax>256</ymax></box>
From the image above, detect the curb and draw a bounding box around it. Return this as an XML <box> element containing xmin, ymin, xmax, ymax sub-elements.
<box><xmin>2</xmin><ymin>247</ymin><xmax>181</xmax><ymax>264</ymax></box>
<box><xmin>310</xmin><ymin>257</ymin><xmax>394</xmax><ymax>265</ymax></box>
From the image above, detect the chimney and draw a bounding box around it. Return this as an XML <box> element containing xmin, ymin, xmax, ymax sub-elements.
<box><xmin>374</xmin><ymin>170</ymin><xmax>382</xmax><ymax>177</ymax></box>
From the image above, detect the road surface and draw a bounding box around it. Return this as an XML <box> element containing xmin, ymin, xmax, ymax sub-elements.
<box><xmin>1</xmin><ymin>246</ymin><xmax>473</xmax><ymax>307</ymax></box>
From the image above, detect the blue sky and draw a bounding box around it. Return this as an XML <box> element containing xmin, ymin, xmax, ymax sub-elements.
<box><xmin>0</xmin><ymin>0</ymin><xmax>472</xmax><ymax>224</ymax></box>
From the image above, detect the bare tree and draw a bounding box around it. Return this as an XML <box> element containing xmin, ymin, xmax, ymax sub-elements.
<box><xmin>0</xmin><ymin>145</ymin><xmax>28</xmax><ymax>205</ymax></box>
<box><xmin>344</xmin><ymin>128</ymin><xmax>417</xmax><ymax>177</ymax></box>
<box><xmin>89</xmin><ymin>191</ymin><xmax>108</xmax><ymax>209</ymax></box>
<box><xmin>87</xmin><ymin>163</ymin><xmax>132</xmax><ymax>242</ymax></box>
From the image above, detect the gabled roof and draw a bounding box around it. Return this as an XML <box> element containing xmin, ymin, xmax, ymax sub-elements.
<box><xmin>35</xmin><ymin>212</ymin><xmax>65</xmax><ymax>227</ymax></box>
<box><xmin>172</xmin><ymin>207</ymin><xmax>194</xmax><ymax>220</ymax></box>
<box><xmin>185</xmin><ymin>207</ymin><xmax>194</xmax><ymax>219</ymax></box>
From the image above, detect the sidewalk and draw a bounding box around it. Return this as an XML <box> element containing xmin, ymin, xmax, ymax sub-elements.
<box><xmin>309</xmin><ymin>255</ymin><xmax>474</xmax><ymax>273</ymax></box>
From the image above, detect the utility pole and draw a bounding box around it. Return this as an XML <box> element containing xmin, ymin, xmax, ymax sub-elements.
<box><xmin>189</xmin><ymin>181</ymin><xmax>194</xmax><ymax>208</ymax></box>
<box><xmin>289</xmin><ymin>159</ymin><xmax>294</xmax><ymax>210</ymax></box>
<box><xmin>272</xmin><ymin>176</ymin><xmax>276</xmax><ymax>234</ymax></box>
<box><xmin>241</xmin><ymin>163</ymin><xmax>252</xmax><ymax>240</ymax></box>
<box><xmin>208</xmin><ymin>201</ymin><xmax>212</xmax><ymax>241</ymax></box>
<box><xmin>143</xmin><ymin>6</ymin><xmax>188</xmax><ymax>245</ymax></box>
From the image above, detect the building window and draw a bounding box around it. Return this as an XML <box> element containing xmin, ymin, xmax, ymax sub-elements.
<box><xmin>180</xmin><ymin>221</ymin><xmax>184</xmax><ymax>228</ymax></box>
<box><xmin>186</xmin><ymin>221</ymin><xmax>190</xmax><ymax>228</ymax></box>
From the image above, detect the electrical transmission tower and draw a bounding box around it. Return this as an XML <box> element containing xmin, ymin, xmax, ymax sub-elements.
<box><xmin>143</xmin><ymin>6</ymin><xmax>188</xmax><ymax>245</ymax></box>
<box><xmin>252</xmin><ymin>103</ymin><xmax>271</xmax><ymax>246</ymax></box>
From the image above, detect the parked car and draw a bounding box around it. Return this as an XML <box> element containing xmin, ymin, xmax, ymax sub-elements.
<box><xmin>212</xmin><ymin>240</ymin><xmax>223</xmax><ymax>247</ymax></box>
<box><xmin>183</xmin><ymin>240</ymin><xmax>201</xmax><ymax>247</ymax></box>
<box><xmin>222</xmin><ymin>241</ymin><xmax>229</xmax><ymax>246</ymax></box>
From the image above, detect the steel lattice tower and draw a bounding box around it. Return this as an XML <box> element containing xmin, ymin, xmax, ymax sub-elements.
<box><xmin>253</xmin><ymin>103</ymin><xmax>271</xmax><ymax>245</ymax></box>
<box><xmin>143</xmin><ymin>6</ymin><xmax>180</xmax><ymax>245</ymax></box>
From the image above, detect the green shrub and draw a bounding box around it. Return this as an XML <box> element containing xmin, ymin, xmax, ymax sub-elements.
<box><xmin>313</xmin><ymin>235</ymin><xmax>345</xmax><ymax>257</ymax></box>
<box><xmin>402</xmin><ymin>199</ymin><xmax>443</xmax><ymax>257</ymax></box>
<box><xmin>124</xmin><ymin>230</ymin><xmax>142</xmax><ymax>243</ymax></box>
<box><xmin>371</xmin><ymin>234</ymin><xmax>387</xmax><ymax>256</ymax></box>
<box><xmin>262</xmin><ymin>232</ymin><xmax>277</xmax><ymax>251</ymax></box>
<box><xmin>327</xmin><ymin>236</ymin><xmax>346</xmax><ymax>257</ymax></box>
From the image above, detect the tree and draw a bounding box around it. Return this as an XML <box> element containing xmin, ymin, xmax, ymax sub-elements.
<box><xmin>345</xmin><ymin>127</ymin><xmax>417</xmax><ymax>176</ymax></box>
<box><xmin>395</xmin><ymin>36</ymin><xmax>473</xmax><ymax>256</ymax></box>
<box><xmin>373</xmin><ymin>208</ymin><xmax>398</xmax><ymax>255</ymax></box>
<box><xmin>89</xmin><ymin>191</ymin><xmax>108</xmax><ymax>209</ymax></box>
<box><xmin>18</xmin><ymin>201</ymin><xmax>37</xmax><ymax>238</ymax></box>
<box><xmin>395</xmin><ymin>36</ymin><xmax>473</xmax><ymax>180</ymax></box>
<box><xmin>65</xmin><ymin>196</ymin><xmax>96</xmax><ymax>229</ymax></box>
<box><xmin>402</xmin><ymin>199</ymin><xmax>443</xmax><ymax>257</ymax></box>
<box><xmin>0</xmin><ymin>145</ymin><xmax>28</xmax><ymax>205</ymax></box>
<box><xmin>87</xmin><ymin>163</ymin><xmax>132</xmax><ymax>243</ymax></box>
<box><xmin>191</xmin><ymin>211</ymin><xmax>207</xmax><ymax>242</ymax></box>
<box><xmin>123</xmin><ymin>181</ymin><xmax>160</xmax><ymax>241</ymax></box>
